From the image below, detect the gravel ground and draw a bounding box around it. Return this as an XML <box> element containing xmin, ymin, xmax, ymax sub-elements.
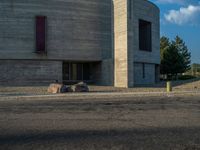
<box><xmin>0</xmin><ymin>79</ymin><xmax>200</xmax><ymax>96</ymax></box>
<box><xmin>0</xmin><ymin>95</ymin><xmax>199</xmax><ymax>150</ymax></box>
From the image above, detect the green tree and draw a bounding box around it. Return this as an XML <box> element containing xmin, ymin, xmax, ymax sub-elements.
<box><xmin>160</xmin><ymin>36</ymin><xmax>191</xmax><ymax>79</ymax></box>
<box><xmin>160</xmin><ymin>36</ymin><xmax>170</xmax><ymax>60</ymax></box>
<box><xmin>161</xmin><ymin>44</ymin><xmax>183</xmax><ymax>77</ymax></box>
<box><xmin>173</xmin><ymin>36</ymin><xmax>191</xmax><ymax>72</ymax></box>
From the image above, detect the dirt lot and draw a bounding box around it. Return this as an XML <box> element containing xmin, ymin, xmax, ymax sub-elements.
<box><xmin>0</xmin><ymin>79</ymin><xmax>200</xmax><ymax>97</ymax></box>
<box><xmin>0</xmin><ymin>95</ymin><xmax>199</xmax><ymax>150</ymax></box>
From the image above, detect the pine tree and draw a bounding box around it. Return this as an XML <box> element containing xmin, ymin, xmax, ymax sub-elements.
<box><xmin>160</xmin><ymin>36</ymin><xmax>171</xmax><ymax>75</ymax></box>
<box><xmin>173</xmin><ymin>36</ymin><xmax>191</xmax><ymax>72</ymax></box>
<box><xmin>160</xmin><ymin>36</ymin><xmax>191</xmax><ymax>79</ymax></box>
<box><xmin>161</xmin><ymin>44</ymin><xmax>183</xmax><ymax>76</ymax></box>
<box><xmin>160</xmin><ymin>36</ymin><xmax>170</xmax><ymax>60</ymax></box>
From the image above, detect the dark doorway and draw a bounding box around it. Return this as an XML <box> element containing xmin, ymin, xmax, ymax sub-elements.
<box><xmin>63</xmin><ymin>62</ymin><xmax>92</xmax><ymax>84</ymax></box>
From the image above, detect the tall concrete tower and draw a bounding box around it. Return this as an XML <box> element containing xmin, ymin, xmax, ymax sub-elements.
<box><xmin>113</xmin><ymin>0</ymin><xmax>160</xmax><ymax>88</ymax></box>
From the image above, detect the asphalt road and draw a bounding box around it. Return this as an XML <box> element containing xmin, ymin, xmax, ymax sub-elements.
<box><xmin>0</xmin><ymin>95</ymin><xmax>199</xmax><ymax>150</ymax></box>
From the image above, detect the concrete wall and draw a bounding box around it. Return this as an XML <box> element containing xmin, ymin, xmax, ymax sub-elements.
<box><xmin>101</xmin><ymin>59</ymin><xmax>114</xmax><ymax>85</ymax></box>
<box><xmin>134</xmin><ymin>63</ymin><xmax>156</xmax><ymax>85</ymax></box>
<box><xmin>113</xmin><ymin>0</ymin><xmax>160</xmax><ymax>87</ymax></box>
<box><xmin>0</xmin><ymin>60</ymin><xmax>62</xmax><ymax>85</ymax></box>
<box><xmin>0</xmin><ymin>0</ymin><xmax>159</xmax><ymax>87</ymax></box>
<box><xmin>0</xmin><ymin>0</ymin><xmax>112</xmax><ymax>61</ymax></box>
<box><xmin>130</xmin><ymin>0</ymin><xmax>160</xmax><ymax>64</ymax></box>
<box><xmin>0</xmin><ymin>0</ymin><xmax>114</xmax><ymax>86</ymax></box>
<box><xmin>128</xmin><ymin>0</ymin><xmax>160</xmax><ymax>86</ymax></box>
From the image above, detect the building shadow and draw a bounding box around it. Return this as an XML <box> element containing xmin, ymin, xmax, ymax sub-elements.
<box><xmin>0</xmin><ymin>127</ymin><xmax>199</xmax><ymax>150</ymax></box>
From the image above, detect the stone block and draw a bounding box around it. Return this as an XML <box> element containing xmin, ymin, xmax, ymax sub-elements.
<box><xmin>47</xmin><ymin>83</ymin><xmax>63</xmax><ymax>94</ymax></box>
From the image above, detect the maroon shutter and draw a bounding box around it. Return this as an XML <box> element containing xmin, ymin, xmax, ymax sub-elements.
<box><xmin>36</xmin><ymin>16</ymin><xmax>46</xmax><ymax>53</ymax></box>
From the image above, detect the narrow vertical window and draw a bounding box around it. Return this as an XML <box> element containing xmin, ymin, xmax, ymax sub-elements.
<box><xmin>63</xmin><ymin>62</ymin><xmax>70</xmax><ymax>81</ymax></box>
<box><xmin>142</xmin><ymin>63</ymin><xmax>145</xmax><ymax>79</ymax></box>
<box><xmin>139</xmin><ymin>19</ymin><xmax>152</xmax><ymax>51</ymax></box>
<box><xmin>83</xmin><ymin>63</ymin><xmax>91</xmax><ymax>80</ymax></box>
<box><xmin>36</xmin><ymin>16</ymin><xmax>46</xmax><ymax>53</ymax></box>
<box><xmin>129</xmin><ymin>0</ymin><xmax>132</xmax><ymax>19</ymax></box>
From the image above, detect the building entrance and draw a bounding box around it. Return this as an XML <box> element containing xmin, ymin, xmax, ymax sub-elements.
<box><xmin>63</xmin><ymin>62</ymin><xmax>92</xmax><ymax>84</ymax></box>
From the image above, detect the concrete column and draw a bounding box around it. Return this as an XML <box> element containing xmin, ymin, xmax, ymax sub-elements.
<box><xmin>113</xmin><ymin>0</ymin><xmax>128</xmax><ymax>88</ymax></box>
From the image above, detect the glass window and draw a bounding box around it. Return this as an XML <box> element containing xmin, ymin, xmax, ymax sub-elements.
<box><xmin>139</xmin><ymin>19</ymin><xmax>152</xmax><ymax>52</ymax></box>
<box><xmin>36</xmin><ymin>16</ymin><xmax>46</xmax><ymax>53</ymax></box>
<box><xmin>63</xmin><ymin>62</ymin><xmax>91</xmax><ymax>81</ymax></box>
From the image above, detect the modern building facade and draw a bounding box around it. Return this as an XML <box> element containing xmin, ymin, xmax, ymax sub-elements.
<box><xmin>0</xmin><ymin>0</ymin><xmax>160</xmax><ymax>87</ymax></box>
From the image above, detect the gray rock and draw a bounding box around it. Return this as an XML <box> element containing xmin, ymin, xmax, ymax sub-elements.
<box><xmin>60</xmin><ymin>85</ymin><xmax>73</xmax><ymax>93</ymax></box>
<box><xmin>74</xmin><ymin>82</ymin><xmax>89</xmax><ymax>92</ymax></box>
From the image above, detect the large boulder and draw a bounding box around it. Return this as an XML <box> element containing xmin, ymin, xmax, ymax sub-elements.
<box><xmin>47</xmin><ymin>83</ymin><xmax>63</xmax><ymax>94</ymax></box>
<box><xmin>73</xmin><ymin>82</ymin><xmax>89</xmax><ymax>92</ymax></box>
<box><xmin>48</xmin><ymin>84</ymin><xmax>73</xmax><ymax>94</ymax></box>
<box><xmin>60</xmin><ymin>85</ymin><xmax>73</xmax><ymax>93</ymax></box>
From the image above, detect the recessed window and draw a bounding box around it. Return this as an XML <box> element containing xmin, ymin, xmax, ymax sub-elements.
<box><xmin>142</xmin><ymin>63</ymin><xmax>145</xmax><ymax>79</ymax></box>
<box><xmin>139</xmin><ymin>19</ymin><xmax>152</xmax><ymax>52</ymax></box>
<box><xmin>36</xmin><ymin>16</ymin><xmax>46</xmax><ymax>53</ymax></box>
<box><xmin>129</xmin><ymin>0</ymin><xmax>132</xmax><ymax>19</ymax></box>
<box><xmin>63</xmin><ymin>62</ymin><xmax>91</xmax><ymax>81</ymax></box>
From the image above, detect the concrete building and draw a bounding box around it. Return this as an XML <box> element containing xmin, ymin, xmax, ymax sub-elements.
<box><xmin>0</xmin><ymin>0</ymin><xmax>160</xmax><ymax>87</ymax></box>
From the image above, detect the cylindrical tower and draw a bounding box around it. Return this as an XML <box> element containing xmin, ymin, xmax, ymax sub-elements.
<box><xmin>0</xmin><ymin>0</ymin><xmax>113</xmax><ymax>85</ymax></box>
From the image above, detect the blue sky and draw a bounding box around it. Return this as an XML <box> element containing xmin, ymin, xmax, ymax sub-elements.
<box><xmin>150</xmin><ymin>0</ymin><xmax>200</xmax><ymax>63</ymax></box>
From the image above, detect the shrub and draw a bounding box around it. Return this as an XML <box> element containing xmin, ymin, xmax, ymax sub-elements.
<box><xmin>178</xmin><ymin>75</ymin><xmax>196</xmax><ymax>80</ymax></box>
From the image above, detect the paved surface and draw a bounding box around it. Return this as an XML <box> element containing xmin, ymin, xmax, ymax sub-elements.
<box><xmin>0</xmin><ymin>95</ymin><xmax>200</xmax><ymax>150</ymax></box>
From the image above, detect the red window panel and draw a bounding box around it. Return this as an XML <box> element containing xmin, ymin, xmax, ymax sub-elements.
<box><xmin>36</xmin><ymin>16</ymin><xmax>46</xmax><ymax>53</ymax></box>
